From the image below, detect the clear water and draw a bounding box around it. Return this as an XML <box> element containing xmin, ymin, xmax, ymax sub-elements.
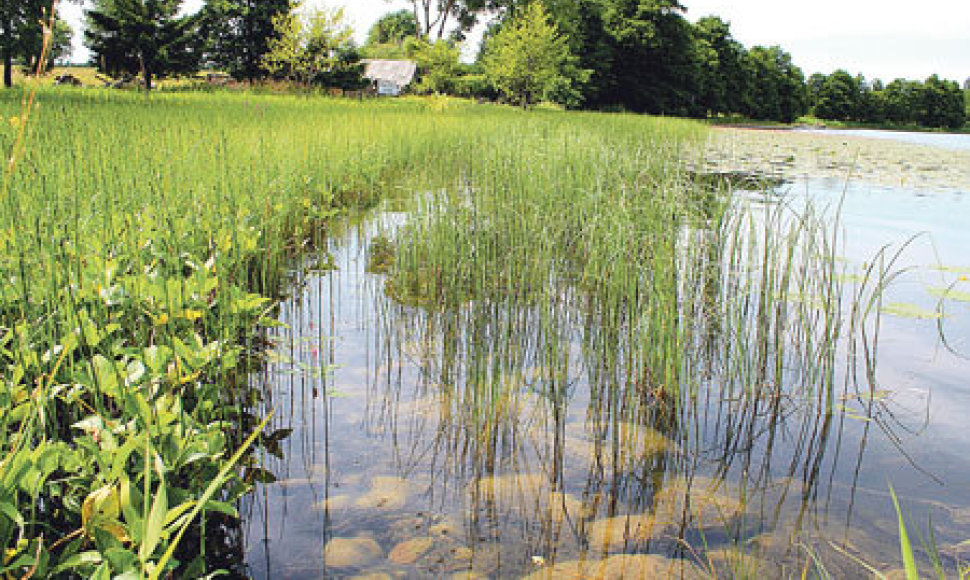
<box><xmin>797</xmin><ymin>128</ymin><xmax>970</xmax><ymax>152</ymax></box>
<box><xmin>236</xmin><ymin>178</ymin><xmax>970</xmax><ymax>579</ymax></box>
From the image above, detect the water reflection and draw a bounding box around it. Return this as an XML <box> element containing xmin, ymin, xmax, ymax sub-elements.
<box><xmin>240</xmin><ymin>181</ymin><xmax>970</xmax><ymax>578</ymax></box>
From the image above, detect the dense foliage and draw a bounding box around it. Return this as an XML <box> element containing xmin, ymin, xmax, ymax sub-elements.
<box><xmin>261</xmin><ymin>6</ymin><xmax>365</xmax><ymax>90</ymax></box>
<box><xmin>2</xmin><ymin>0</ymin><xmax>963</xmax><ymax>127</ymax></box>
<box><xmin>481</xmin><ymin>3</ymin><xmax>584</xmax><ymax>106</ymax></box>
<box><xmin>362</xmin><ymin>0</ymin><xmax>811</xmax><ymax>121</ymax></box>
<box><xmin>200</xmin><ymin>0</ymin><xmax>294</xmax><ymax>82</ymax></box>
<box><xmin>85</xmin><ymin>0</ymin><xmax>201</xmax><ymax>91</ymax></box>
<box><xmin>808</xmin><ymin>71</ymin><xmax>967</xmax><ymax>129</ymax></box>
<box><xmin>0</xmin><ymin>0</ymin><xmax>74</xmax><ymax>87</ymax></box>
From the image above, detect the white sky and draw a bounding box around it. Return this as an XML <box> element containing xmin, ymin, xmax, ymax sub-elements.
<box><xmin>61</xmin><ymin>0</ymin><xmax>969</xmax><ymax>83</ymax></box>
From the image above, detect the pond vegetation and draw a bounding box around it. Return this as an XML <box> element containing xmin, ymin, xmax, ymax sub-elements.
<box><xmin>3</xmin><ymin>89</ymin><xmax>970</xmax><ymax>578</ymax></box>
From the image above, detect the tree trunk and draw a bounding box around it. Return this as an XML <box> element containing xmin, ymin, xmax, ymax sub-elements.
<box><xmin>436</xmin><ymin>0</ymin><xmax>457</xmax><ymax>39</ymax></box>
<box><xmin>144</xmin><ymin>69</ymin><xmax>153</xmax><ymax>92</ymax></box>
<box><xmin>3</xmin><ymin>47</ymin><xmax>11</xmax><ymax>88</ymax></box>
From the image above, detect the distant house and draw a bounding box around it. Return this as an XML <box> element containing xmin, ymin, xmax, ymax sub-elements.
<box><xmin>362</xmin><ymin>60</ymin><xmax>417</xmax><ymax>97</ymax></box>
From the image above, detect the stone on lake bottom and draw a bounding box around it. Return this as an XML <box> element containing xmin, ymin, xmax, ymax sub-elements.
<box><xmin>349</xmin><ymin>573</ymin><xmax>393</xmax><ymax>580</ymax></box>
<box><xmin>523</xmin><ymin>553</ymin><xmax>707</xmax><ymax>580</ymax></box>
<box><xmin>388</xmin><ymin>537</ymin><xmax>435</xmax><ymax>565</ymax></box>
<box><xmin>323</xmin><ymin>537</ymin><xmax>384</xmax><ymax>568</ymax></box>
<box><xmin>585</xmin><ymin>514</ymin><xmax>669</xmax><ymax>553</ymax></box>
<box><xmin>355</xmin><ymin>476</ymin><xmax>410</xmax><ymax>510</ymax></box>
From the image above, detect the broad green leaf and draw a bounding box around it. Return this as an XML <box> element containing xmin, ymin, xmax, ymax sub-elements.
<box><xmin>151</xmin><ymin>411</ymin><xmax>274</xmax><ymax>580</ymax></box>
<box><xmin>51</xmin><ymin>550</ymin><xmax>103</xmax><ymax>574</ymax></box>
<box><xmin>139</xmin><ymin>463</ymin><xmax>168</xmax><ymax>562</ymax></box>
<box><xmin>91</xmin><ymin>355</ymin><xmax>120</xmax><ymax>398</ymax></box>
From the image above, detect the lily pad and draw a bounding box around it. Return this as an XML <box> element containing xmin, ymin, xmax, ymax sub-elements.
<box><xmin>880</xmin><ymin>302</ymin><xmax>941</xmax><ymax>320</ymax></box>
<box><xmin>927</xmin><ymin>287</ymin><xmax>970</xmax><ymax>302</ymax></box>
<box><xmin>929</xmin><ymin>264</ymin><xmax>970</xmax><ymax>274</ymax></box>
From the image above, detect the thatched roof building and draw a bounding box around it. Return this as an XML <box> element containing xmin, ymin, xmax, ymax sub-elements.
<box><xmin>362</xmin><ymin>60</ymin><xmax>417</xmax><ymax>96</ymax></box>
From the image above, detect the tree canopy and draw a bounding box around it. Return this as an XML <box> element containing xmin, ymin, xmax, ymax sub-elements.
<box><xmin>261</xmin><ymin>5</ymin><xmax>360</xmax><ymax>88</ymax></box>
<box><xmin>367</xmin><ymin>9</ymin><xmax>418</xmax><ymax>46</ymax></box>
<box><xmin>1</xmin><ymin>0</ymin><xmax>75</xmax><ymax>87</ymax></box>
<box><xmin>806</xmin><ymin>71</ymin><xmax>966</xmax><ymax>129</ymax></box>
<box><xmin>200</xmin><ymin>0</ymin><xmax>294</xmax><ymax>82</ymax></box>
<box><xmin>85</xmin><ymin>0</ymin><xmax>201</xmax><ymax>91</ymax></box>
<box><xmin>482</xmin><ymin>3</ymin><xmax>584</xmax><ymax>107</ymax></box>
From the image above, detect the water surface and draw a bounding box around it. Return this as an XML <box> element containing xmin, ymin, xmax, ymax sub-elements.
<box><xmin>798</xmin><ymin>127</ymin><xmax>970</xmax><ymax>152</ymax></box>
<box><xmin>238</xmin><ymin>176</ymin><xmax>970</xmax><ymax>579</ymax></box>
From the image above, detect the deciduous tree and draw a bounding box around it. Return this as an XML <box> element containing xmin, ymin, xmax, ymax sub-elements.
<box><xmin>367</xmin><ymin>9</ymin><xmax>418</xmax><ymax>46</ymax></box>
<box><xmin>482</xmin><ymin>2</ymin><xmax>581</xmax><ymax>107</ymax></box>
<box><xmin>401</xmin><ymin>0</ymin><xmax>490</xmax><ymax>41</ymax></box>
<box><xmin>262</xmin><ymin>5</ymin><xmax>354</xmax><ymax>86</ymax></box>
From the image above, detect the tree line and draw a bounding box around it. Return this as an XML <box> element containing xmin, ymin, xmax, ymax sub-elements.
<box><xmin>1</xmin><ymin>0</ymin><xmax>966</xmax><ymax>129</ymax></box>
<box><xmin>808</xmin><ymin>71</ymin><xmax>966</xmax><ymax>129</ymax></box>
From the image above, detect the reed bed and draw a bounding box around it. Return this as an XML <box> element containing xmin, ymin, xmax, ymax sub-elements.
<box><xmin>0</xmin><ymin>90</ymin><xmax>699</xmax><ymax>577</ymax></box>
<box><xmin>372</xmin><ymin>116</ymin><xmax>900</xmax><ymax>574</ymax></box>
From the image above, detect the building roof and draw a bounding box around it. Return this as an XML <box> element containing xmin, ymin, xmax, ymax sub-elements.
<box><xmin>362</xmin><ymin>60</ymin><xmax>417</xmax><ymax>88</ymax></box>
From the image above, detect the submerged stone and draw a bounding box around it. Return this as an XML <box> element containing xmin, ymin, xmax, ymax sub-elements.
<box><xmin>388</xmin><ymin>537</ymin><xmax>435</xmax><ymax>565</ymax></box>
<box><xmin>449</xmin><ymin>572</ymin><xmax>486</xmax><ymax>580</ymax></box>
<box><xmin>653</xmin><ymin>475</ymin><xmax>746</xmax><ymax>530</ymax></box>
<box><xmin>523</xmin><ymin>553</ymin><xmax>706</xmax><ymax>580</ymax></box>
<box><xmin>471</xmin><ymin>473</ymin><xmax>589</xmax><ymax>526</ymax></box>
<box><xmin>473</xmin><ymin>472</ymin><xmax>548</xmax><ymax>499</ymax></box>
<box><xmin>585</xmin><ymin>514</ymin><xmax>669</xmax><ymax>553</ymax></box>
<box><xmin>348</xmin><ymin>573</ymin><xmax>393</xmax><ymax>580</ymax></box>
<box><xmin>313</xmin><ymin>494</ymin><xmax>352</xmax><ymax>511</ymax></box>
<box><xmin>323</xmin><ymin>537</ymin><xmax>384</xmax><ymax>568</ymax></box>
<box><xmin>355</xmin><ymin>476</ymin><xmax>411</xmax><ymax>510</ymax></box>
<box><xmin>705</xmin><ymin>547</ymin><xmax>778</xmax><ymax>576</ymax></box>
<box><xmin>563</xmin><ymin>422</ymin><xmax>674</xmax><ymax>473</ymax></box>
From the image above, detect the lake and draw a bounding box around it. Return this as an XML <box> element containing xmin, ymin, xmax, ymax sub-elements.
<box><xmin>797</xmin><ymin>127</ymin><xmax>970</xmax><ymax>152</ymax></box>
<box><xmin>238</xmin><ymin>130</ymin><xmax>970</xmax><ymax>579</ymax></box>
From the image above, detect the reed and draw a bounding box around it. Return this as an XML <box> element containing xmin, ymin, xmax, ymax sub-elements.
<box><xmin>0</xmin><ymin>91</ymin><xmax>605</xmax><ymax>576</ymax></box>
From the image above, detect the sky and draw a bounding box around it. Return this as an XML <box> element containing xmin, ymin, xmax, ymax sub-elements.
<box><xmin>60</xmin><ymin>0</ymin><xmax>970</xmax><ymax>83</ymax></box>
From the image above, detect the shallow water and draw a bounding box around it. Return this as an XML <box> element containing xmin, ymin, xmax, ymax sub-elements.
<box><xmin>237</xmin><ymin>178</ymin><xmax>970</xmax><ymax>578</ymax></box>
<box><xmin>797</xmin><ymin>127</ymin><xmax>970</xmax><ymax>152</ymax></box>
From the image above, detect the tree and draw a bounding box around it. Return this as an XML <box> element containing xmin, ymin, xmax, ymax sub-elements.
<box><xmin>403</xmin><ymin>0</ymin><xmax>491</xmax><ymax>41</ymax></box>
<box><xmin>262</xmin><ymin>5</ymin><xmax>354</xmax><ymax>86</ymax></box>
<box><xmin>915</xmin><ymin>75</ymin><xmax>966</xmax><ymax>129</ymax></box>
<box><xmin>1</xmin><ymin>0</ymin><xmax>76</xmax><ymax>87</ymax></box>
<box><xmin>692</xmin><ymin>16</ymin><xmax>748</xmax><ymax>116</ymax></box>
<box><xmin>406</xmin><ymin>37</ymin><xmax>460</xmax><ymax>94</ymax></box>
<box><xmin>16</xmin><ymin>13</ymin><xmax>73</xmax><ymax>73</ymax></box>
<box><xmin>743</xmin><ymin>46</ymin><xmax>807</xmax><ymax>123</ymax></box>
<box><xmin>482</xmin><ymin>2</ymin><xmax>583</xmax><ymax>107</ymax></box>
<box><xmin>367</xmin><ymin>9</ymin><xmax>418</xmax><ymax>46</ymax></box>
<box><xmin>598</xmin><ymin>0</ymin><xmax>700</xmax><ymax>115</ymax></box>
<box><xmin>200</xmin><ymin>0</ymin><xmax>293</xmax><ymax>82</ymax></box>
<box><xmin>85</xmin><ymin>0</ymin><xmax>201</xmax><ymax>91</ymax></box>
<box><xmin>813</xmin><ymin>70</ymin><xmax>861</xmax><ymax>121</ymax></box>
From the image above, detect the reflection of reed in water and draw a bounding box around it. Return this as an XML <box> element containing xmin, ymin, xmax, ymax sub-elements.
<box><xmin>366</xmin><ymin>185</ymin><xmax>910</xmax><ymax>576</ymax></box>
<box><xmin>236</xmin><ymin>199</ymin><xmax>927</xmax><ymax>578</ymax></box>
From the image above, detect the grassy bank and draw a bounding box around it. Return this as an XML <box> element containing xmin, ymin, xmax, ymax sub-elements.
<box><xmin>0</xmin><ymin>89</ymin><xmax>710</xmax><ymax>577</ymax></box>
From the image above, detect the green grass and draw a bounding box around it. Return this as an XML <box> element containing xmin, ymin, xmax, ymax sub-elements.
<box><xmin>0</xmin><ymin>85</ymin><xmax>922</xmax><ymax>577</ymax></box>
<box><xmin>0</xmin><ymin>88</ymin><xmax>718</xmax><ymax>577</ymax></box>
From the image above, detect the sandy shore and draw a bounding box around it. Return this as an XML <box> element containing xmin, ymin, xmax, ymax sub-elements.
<box><xmin>693</xmin><ymin>127</ymin><xmax>970</xmax><ymax>191</ymax></box>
